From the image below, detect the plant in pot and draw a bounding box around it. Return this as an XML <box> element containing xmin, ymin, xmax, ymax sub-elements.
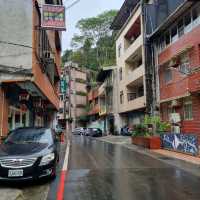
<box><xmin>131</xmin><ymin>116</ymin><xmax>170</xmax><ymax>149</ymax></box>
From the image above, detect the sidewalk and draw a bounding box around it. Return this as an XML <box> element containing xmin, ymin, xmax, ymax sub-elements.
<box><xmin>97</xmin><ymin>135</ymin><xmax>200</xmax><ymax>177</ymax></box>
<box><xmin>0</xmin><ymin>189</ymin><xmax>24</xmax><ymax>200</ymax></box>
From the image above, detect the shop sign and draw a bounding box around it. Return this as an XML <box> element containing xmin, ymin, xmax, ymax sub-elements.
<box><xmin>60</xmin><ymin>78</ymin><xmax>67</xmax><ymax>94</ymax></box>
<box><xmin>41</xmin><ymin>4</ymin><xmax>66</xmax><ymax>30</ymax></box>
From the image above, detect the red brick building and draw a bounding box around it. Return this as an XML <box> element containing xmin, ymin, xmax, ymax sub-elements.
<box><xmin>155</xmin><ymin>2</ymin><xmax>200</xmax><ymax>134</ymax></box>
<box><xmin>0</xmin><ymin>0</ymin><xmax>62</xmax><ymax>137</ymax></box>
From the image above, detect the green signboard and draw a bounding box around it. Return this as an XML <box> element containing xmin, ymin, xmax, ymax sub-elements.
<box><xmin>60</xmin><ymin>78</ymin><xmax>67</xmax><ymax>94</ymax></box>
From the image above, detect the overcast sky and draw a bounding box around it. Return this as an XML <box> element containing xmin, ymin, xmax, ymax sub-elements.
<box><xmin>62</xmin><ymin>0</ymin><xmax>124</xmax><ymax>52</ymax></box>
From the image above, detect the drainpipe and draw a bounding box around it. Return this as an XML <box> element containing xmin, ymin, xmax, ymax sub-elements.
<box><xmin>141</xmin><ymin>0</ymin><xmax>154</xmax><ymax>116</ymax></box>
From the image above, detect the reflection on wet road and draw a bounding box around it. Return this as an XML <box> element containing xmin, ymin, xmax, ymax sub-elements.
<box><xmin>64</xmin><ymin>136</ymin><xmax>200</xmax><ymax>200</ymax></box>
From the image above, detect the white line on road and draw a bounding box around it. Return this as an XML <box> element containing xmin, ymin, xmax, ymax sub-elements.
<box><xmin>62</xmin><ymin>141</ymin><xmax>70</xmax><ymax>171</ymax></box>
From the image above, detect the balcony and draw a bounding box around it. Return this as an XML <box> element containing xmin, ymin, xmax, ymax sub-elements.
<box><xmin>120</xmin><ymin>96</ymin><xmax>146</xmax><ymax>113</ymax></box>
<box><xmin>124</xmin><ymin>34</ymin><xmax>143</xmax><ymax>62</ymax></box>
<box><xmin>126</xmin><ymin>64</ymin><xmax>144</xmax><ymax>86</ymax></box>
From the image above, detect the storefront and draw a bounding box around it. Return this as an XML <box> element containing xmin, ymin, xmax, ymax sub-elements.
<box><xmin>8</xmin><ymin>106</ymin><xmax>30</xmax><ymax>131</ymax></box>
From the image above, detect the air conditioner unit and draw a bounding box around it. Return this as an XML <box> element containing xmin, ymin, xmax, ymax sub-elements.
<box><xmin>170</xmin><ymin>113</ymin><xmax>181</xmax><ymax>123</ymax></box>
<box><xmin>174</xmin><ymin>125</ymin><xmax>181</xmax><ymax>134</ymax></box>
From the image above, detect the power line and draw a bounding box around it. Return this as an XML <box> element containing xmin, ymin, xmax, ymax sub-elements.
<box><xmin>0</xmin><ymin>40</ymin><xmax>32</xmax><ymax>49</ymax></box>
<box><xmin>65</xmin><ymin>0</ymin><xmax>80</xmax><ymax>10</ymax></box>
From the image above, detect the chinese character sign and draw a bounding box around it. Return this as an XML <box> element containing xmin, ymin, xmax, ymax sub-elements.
<box><xmin>60</xmin><ymin>78</ymin><xmax>67</xmax><ymax>94</ymax></box>
<box><xmin>42</xmin><ymin>4</ymin><xmax>66</xmax><ymax>30</ymax></box>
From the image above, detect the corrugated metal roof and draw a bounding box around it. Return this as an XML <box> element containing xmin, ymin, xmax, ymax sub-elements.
<box><xmin>111</xmin><ymin>0</ymin><xmax>140</xmax><ymax>30</ymax></box>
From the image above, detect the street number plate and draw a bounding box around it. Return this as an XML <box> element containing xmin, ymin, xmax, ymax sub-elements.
<box><xmin>8</xmin><ymin>169</ymin><xmax>23</xmax><ymax>177</ymax></box>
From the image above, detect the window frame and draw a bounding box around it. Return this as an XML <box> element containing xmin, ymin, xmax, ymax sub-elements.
<box><xmin>184</xmin><ymin>101</ymin><xmax>193</xmax><ymax>120</ymax></box>
<box><xmin>164</xmin><ymin>68</ymin><xmax>173</xmax><ymax>84</ymax></box>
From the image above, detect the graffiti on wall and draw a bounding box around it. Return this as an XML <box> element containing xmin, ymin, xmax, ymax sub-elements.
<box><xmin>161</xmin><ymin>133</ymin><xmax>199</xmax><ymax>156</ymax></box>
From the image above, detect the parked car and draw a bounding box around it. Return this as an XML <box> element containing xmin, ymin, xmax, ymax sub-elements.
<box><xmin>84</xmin><ymin>128</ymin><xmax>93</xmax><ymax>136</ymax></box>
<box><xmin>86</xmin><ymin>128</ymin><xmax>103</xmax><ymax>137</ymax></box>
<box><xmin>0</xmin><ymin>127</ymin><xmax>60</xmax><ymax>181</ymax></box>
<box><xmin>72</xmin><ymin>127</ymin><xmax>86</xmax><ymax>135</ymax></box>
<box><xmin>91</xmin><ymin>128</ymin><xmax>103</xmax><ymax>137</ymax></box>
<box><xmin>120</xmin><ymin>125</ymin><xmax>132</xmax><ymax>136</ymax></box>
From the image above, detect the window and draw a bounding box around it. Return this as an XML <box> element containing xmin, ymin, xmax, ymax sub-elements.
<box><xmin>184</xmin><ymin>13</ymin><xmax>192</xmax><ymax>27</ymax></box>
<box><xmin>192</xmin><ymin>8</ymin><xmax>198</xmax><ymax>21</ymax></box>
<box><xmin>178</xmin><ymin>19</ymin><xmax>184</xmax><ymax>37</ymax></box>
<box><xmin>165</xmin><ymin>31</ymin><xmax>170</xmax><ymax>46</ymax></box>
<box><xmin>184</xmin><ymin>101</ymin><xmax>193</xmax><ymax>120</ymax></box>
<box><xmin>120</xmin><ymin>91</ymin><xmax>124</xmax><ymax>104</ymax></box>
<box><xmin>171</xmin><ymin>26</ymin><xmax>178</xmax><ymax>43</ymax></box>
<box><xmin>164</xmin><ymin>68</ymin><xmax>172</xmax><ymax>83</ymax></box>
<box><xmin>118</xmin><ymin>44</ymin><xmax>122</xmax><ymax>57</ymax></box>
<box><xmin>119</xmin><ymin>68</ymin><xmax>122</xmax><ymax>81</ymax></box>
<box><xmin>184</xmin><ymin>12</ymin><xmax>192</xmax><ymax>33</ymax></box>
<box><xmin>192</xmin><ymin>7</ymin><xmax>200</xmax><ymax>27</ymax></box>
<box><xmin>179</xmin><ymin>54</ymin><xmax>190</xmax><ymax>75</ymax></box>
<box><xmin>160</xmin><ymin>36</ymin><xmax>165</xmax><ymax>50</ymax></box>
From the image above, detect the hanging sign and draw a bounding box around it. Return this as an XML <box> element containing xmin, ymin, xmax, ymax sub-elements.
<box><xmin>41</xmin><ymin>4</ymin><xmax>66</xmax><ymax>31</ymax></box>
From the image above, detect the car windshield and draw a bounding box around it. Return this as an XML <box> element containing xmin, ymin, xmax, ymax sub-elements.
<box><xmin>4</xmin><ymin>128</ymin><xmax>53</xmax><ymax>144</ymax></box>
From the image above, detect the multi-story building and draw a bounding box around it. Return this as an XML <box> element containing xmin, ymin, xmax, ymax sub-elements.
<box><xmin>97</xmin><ymin>66</ymin><xmax>119</xmax><ymax>134</ymax></box>
<box><xmin>0</xmin><ymin>0</ymin><xmax>62</xmax><ymax>137</ymax></box>
<box><xmin>59</xmin><ymin>63</ymin><xmax>87</xmax><ymax>131</ymax></box>
<box><xmin>111</xmin><ymin>0</ymin><xmax>148</xmax><ymax>129</ymax></box>
<box><xmin>150</xmin><ymin>1</ymin><xmax>200</xmax><ymax>134</ymax></box>
<box><xmin>87</xmin><ymin>87</ymin><xmax>100</xmax><ymax>127</ymax></box>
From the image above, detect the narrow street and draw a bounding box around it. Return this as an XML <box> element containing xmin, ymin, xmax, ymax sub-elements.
<box><xmin>63</xmin><ymin>136</ymin><xmax>200</xmax><ymax>200</ymax></box>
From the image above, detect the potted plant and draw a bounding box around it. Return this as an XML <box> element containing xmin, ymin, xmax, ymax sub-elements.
<box><xmin>131</xmin><ymin>116</ymin><xmax>170</xmax><ymax>149</ymax></box>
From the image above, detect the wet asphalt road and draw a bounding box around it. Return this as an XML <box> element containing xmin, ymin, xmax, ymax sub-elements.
<box><xmin>64</xmin><ymin>135</ymin><xmax>200</xmax><ymax>200</ymax></box>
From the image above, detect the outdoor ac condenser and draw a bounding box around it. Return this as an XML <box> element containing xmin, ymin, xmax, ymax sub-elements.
<box><xmin>170</xmin><ymin>113</ymin><xmax>181</xmax><ymax>123</ymax></box>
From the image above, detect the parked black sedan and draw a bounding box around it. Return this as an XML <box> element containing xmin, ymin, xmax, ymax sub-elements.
<box><xmin>0</xmin><ymin>127</ymin><xmax>59</xmax><ymax>181</ymax></box>
<box><xmin>86</xmin><ymin>128</ymin><xmax>103</xmax><ymax>137</ymax></box>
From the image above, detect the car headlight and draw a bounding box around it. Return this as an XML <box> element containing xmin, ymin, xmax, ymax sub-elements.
<box><xmin>39</xmin><ymin>153</ymin><xmax>55</xmax><ymax>166</ymax></box>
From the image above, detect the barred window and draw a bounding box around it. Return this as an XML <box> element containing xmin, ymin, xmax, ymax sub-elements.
<box><xmin>184</xmin><ymin>101</ymin><xmax>193</xmax><ymax>120</ymax></box>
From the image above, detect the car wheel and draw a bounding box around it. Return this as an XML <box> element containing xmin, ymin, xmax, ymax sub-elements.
<box><xmin>50</xmin><ymin>164</ymin><xmax>57</xmax><ymax>180</ymax></box>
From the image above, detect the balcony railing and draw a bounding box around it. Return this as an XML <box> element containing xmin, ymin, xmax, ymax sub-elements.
<box><xmin>126</xmin><ymin>64</ymin><xmax>144</xmax><ymax>86</ymax></box>
<box><xmin>124</xmin><ymin>35</ymin><xmax>143</xmax><ymax>62</ymax></box>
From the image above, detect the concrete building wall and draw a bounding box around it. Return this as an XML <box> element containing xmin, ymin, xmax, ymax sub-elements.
<box><xmin>32</xmin><ymin>1</ymin><xmax>60</xmax><ymax>110</ymax></box>
<box><xmin>115</xmin><ymin>5</ymin><xmax>146</xmax><ymax>129</ymax></box>
<box><xmin>0</xmin><ymin>0</ymin><xmax>32</xmax><ymax>69</ymax></box>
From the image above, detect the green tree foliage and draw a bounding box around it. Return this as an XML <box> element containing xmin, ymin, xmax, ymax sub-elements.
<box><xmin>62</xmin><ymin>10</ymin><xmax>118</xmax><ymax>70</ymax></box>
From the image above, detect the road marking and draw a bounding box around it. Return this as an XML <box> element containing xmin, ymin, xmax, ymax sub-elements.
<box><xmin>57</xmin><ymin>141</ymin><xmax>70</xmax><ymax>200</ymax></box>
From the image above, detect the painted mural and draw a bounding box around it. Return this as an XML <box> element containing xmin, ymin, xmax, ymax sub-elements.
<box><xmin>161</xmin><ymin>133</ymin><xmax>199</xmax><ymax>156</ymax></box>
